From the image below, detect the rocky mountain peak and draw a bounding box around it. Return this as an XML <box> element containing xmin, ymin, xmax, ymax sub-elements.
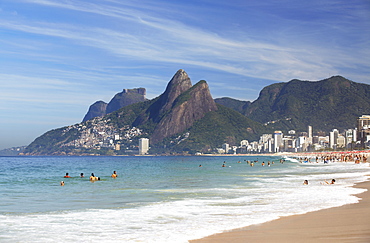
<box><xmin>150</xmin><ymin>80</ymin><xmax>218</xmax><ymax>143</ymax></box>
<box><xmin>82</xmin><ymin>88</ymin><xmax>147</xmax><ymax>122</ymax></box>
<box><xmin>159</xmin><ymin>69</ymin><xmax>192</xmax><ymax>113</ymax></box>
<box><xmin>82</xmin><ymin>101</ymin><xmax>107</xmax><ymax>122</ymax></box>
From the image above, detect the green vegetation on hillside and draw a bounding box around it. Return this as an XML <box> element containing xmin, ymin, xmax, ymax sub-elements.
<box><xmin>150</xmin><ymin>104</ymin><xmax>268</xmax><ymax>154</ymax></box>
<box><xmin>220</xmin><ymin>76</ymin><xmax>370</xmax><ymax>134</ymax></box>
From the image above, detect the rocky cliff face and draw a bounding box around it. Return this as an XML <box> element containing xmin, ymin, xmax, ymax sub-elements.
<box><xmin>82</xmin><ymin>88</ymin><xmax>146</xmax><ymax>122</ymax></box>
<box><xmin>82</xmin><ymin>101</ymin><xmax>107</xmax><ymax>122</ymax></box>
<box><xmin>151</xmin><ymin>80</ymin><xmax>218</xmax><ymax>143</ymax></box>
<box><xmin>133</xmin><ymin>69</ymin><xmax>218</xmax><ymax>143</ymax></box>
<box><xmin>143</xmin><ymin>69</ymin><xmax>193</xmax><ymax>123</ymax></box>
<box><xmin>106</xmin><ymin>88</ymin><xmax>146</xmax><ymax>114</ymax></box>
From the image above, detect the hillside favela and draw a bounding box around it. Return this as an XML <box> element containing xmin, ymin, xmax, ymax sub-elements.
<box><xmin>17</xmin><ymin>69</ymin><xmax>370</xmax><ymax>156</ymax></box>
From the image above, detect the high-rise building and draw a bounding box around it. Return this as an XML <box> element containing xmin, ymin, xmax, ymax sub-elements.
<box><xmin>357</xmin><ymin>115</ymin><xmax>370</xmax><ymax>146</ymax></box>
<box><xmin>357</xmin><ymin>115</ymin><xmax>370</xmax><ymax>131</ymax></box>
<box><xmin>337</xmin><ymin>135</ymin><xmax>346</xmax><ymax>148</ymax></box>
<box><xmin>345</xmin><ymin>129</ymin><xmax>356</xmax><ymax>149</ymax></box>
<box><xmin>222</xmin><ymin>143</ymin><xmax>230</xmax><ymax>154</ymax></box>
<box><xmin>329</xmin><ymin>129</ymin><xmax>339</xmax><ymax>149</ymax></box>
<box><xmin>308</xmin><ymin>126</ymin><xmax>313</xmax><ymax>145</ymax></box>
<box><xmin>139</xmin><ymin>138</ymin><xmax>149</xmax><ymax>155</ymax></box>
<box><xmin>274</xmin><ymin>131</ymin><xmax>283</xmax><ymax>153</ymax></box>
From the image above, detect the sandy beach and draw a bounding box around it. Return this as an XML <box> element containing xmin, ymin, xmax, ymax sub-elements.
<box><xmin>191</xmin><ymin>179</ymin><xmax>370</xmax><ymax>243</ymax></box>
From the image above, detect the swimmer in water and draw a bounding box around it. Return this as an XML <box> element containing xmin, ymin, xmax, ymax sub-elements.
<box><xmin>321</xmin><ymin>179</ymin><xmax>336</xmax><ymax>185</ymax></box>
<box><xmin>64</xmin><ymin>173</ymin><xmax>71</xmax><ymax>178</ymax></box>
<box><xmin>60</xmin><ymin>181</ymin><xmax>65</xmax><ymax>186</ymax></box>
<box><xmin>90</xmin><ymin>173</ymin><xmax>97</xmax><ymax>181</ymax></box>
<box><xmin>80</xmin><ymin>173</ymin><xmax>84</xmax><ymax>178</ymax></box>
<box><xmin>111</xmin><ymin>171</ymin><xmax>117</xmax><ymax>178</ymax></box>
<box><xmin>325</xmin><ymin>179</ymin><xmax>336</xmax><ymax>184</ymax></box>
<box><xmin>303</xmin><ymin>180</ymin><xmax>308</xmax><ymax>185</ymax></box>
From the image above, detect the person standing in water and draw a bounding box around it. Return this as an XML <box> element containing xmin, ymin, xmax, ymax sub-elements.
<box><xmin>111</xmin><ymin>171</ymin><xmax>118</xmax><ymax>178</ymax></box>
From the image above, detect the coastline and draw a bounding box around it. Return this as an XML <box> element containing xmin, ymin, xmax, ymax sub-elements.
<box><xmin>190</xmin><ymin>179</ymin><xmax>370</xmax><ymax>243</ymax></box>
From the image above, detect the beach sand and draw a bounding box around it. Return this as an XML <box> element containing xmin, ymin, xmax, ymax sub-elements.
<box><xmin>191</xmin><ymin>180</ymin><xmax>370</xmax><ymax>243</ymax></box>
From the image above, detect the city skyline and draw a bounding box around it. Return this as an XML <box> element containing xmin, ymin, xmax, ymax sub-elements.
<box><xmin>1</xmin><ymin>0</ymin><xmax>370</xmax><ymax>149</ymax></box>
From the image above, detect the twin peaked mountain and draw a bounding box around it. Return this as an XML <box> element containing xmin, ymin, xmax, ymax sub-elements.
<box><xmin>24</xmin><ymin>69</ymin><xmax>370</xmax><ymax>155</ymax></box>
<box><xmin>25</xmin><ymin>69</ymin><xmax>261</xmax><ymax>155</ymax></box>
<box><xmin>85</xmin><ymin>69</ymin><xmax>219</xmax><ymax>143</ymax></box>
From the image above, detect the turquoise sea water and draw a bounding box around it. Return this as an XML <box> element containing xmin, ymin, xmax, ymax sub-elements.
<box><xmin>0</xmin><ymin>155</ymin><xmax>369</xmax><ymax>242</ymax></box>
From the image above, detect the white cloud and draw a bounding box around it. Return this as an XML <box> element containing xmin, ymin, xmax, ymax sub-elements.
<box><xmin>2</xmin><ymin>0</ymin><xmax>369</xmax><ymax>85</ymax></box>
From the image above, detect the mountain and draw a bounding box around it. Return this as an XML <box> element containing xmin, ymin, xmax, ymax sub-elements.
<box><xmin>0</xmin><ymin>146</ymin><xmax>26</xmax><ymax>156</ymax></box>
<box><xmin>82</xmin><ymin>88</ymin><xmax>146</xmax><ymax>122</ymax></box>
<box><xmin>24</xmin><ymin>72</ymin><xmax>367</xmax><ymax>156</ymax></box>
<box><xmin>214</xmin><ymin>97</ymin><xmax>251</xmax><ymax>114</ymax></box>
<box><xmin>132</xmin><ymin>69</ymin><xmax>218</xmax><ymax>143</ymax></box>
<box><xmin>24</xmin><ymin>69</ymin><xmax>264</xmax><ymax>155</ymax></box>
<box><xmin>82</xmin><ymin>101</ymin><xmax>107</xmax><ymax>122</ymax></box>
<box><xmin>218</xmin><ymin>76</ymin><xmax>370</xmax><ymax>132</ymax></box>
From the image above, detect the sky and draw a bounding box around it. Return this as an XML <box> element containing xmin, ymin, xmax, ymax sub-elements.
<box><xmin>1</xmin><ymin>0</ymin><xmax>370</xmax><ymax>149</ymax></box>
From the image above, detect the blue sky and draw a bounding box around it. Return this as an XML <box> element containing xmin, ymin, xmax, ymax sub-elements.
<box><xmin>1</xmin><ymin>0</ymin><xmax>369</xmax><ymax>149</ymax></box>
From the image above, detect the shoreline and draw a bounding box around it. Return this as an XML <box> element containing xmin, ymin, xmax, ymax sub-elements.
<box><xmin>190</xmin><ymin>179</ymin><xmax>370</xmax><ymax>243</ymax></box>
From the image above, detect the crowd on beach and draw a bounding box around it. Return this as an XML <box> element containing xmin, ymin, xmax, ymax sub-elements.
<box><xmin>60</xmin><ymin>171</ymin><xmax>118</xmax><ymax>186</ymax></box>
<box><xmin>292</xmin><ymin>152</ymin><xmax>368</xmax><ymax>164</ymax></box>
<box><xmin>291</xmin><ymin>152</ymin><xmax>369</xmax><ymax>186</ymax></box>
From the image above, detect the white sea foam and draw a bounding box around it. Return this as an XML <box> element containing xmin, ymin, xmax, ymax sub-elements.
<box><xmin>0</xmin><ymin>156</ymin><xmax>369</xmax><ymax>242</ymax></box>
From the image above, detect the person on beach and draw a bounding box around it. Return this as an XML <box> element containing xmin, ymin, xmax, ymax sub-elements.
<box><xmin>303</xmin><ymin>180</ymin><xmax>309</xmax><ymax>185</ymax></box>
<box><xmin>64</xmin><ymin>173</ymin><xmax>71</xmax><ymax>178</ymax></box>
<box><xmin>60</xmin><ymin>181</ymin><xmax>65</xmax><ymax>186</ymax></box>
<box><xmin>111</xmin><ymin>171</ymin><xmax>117</xmax><ymax>178</ymax></box>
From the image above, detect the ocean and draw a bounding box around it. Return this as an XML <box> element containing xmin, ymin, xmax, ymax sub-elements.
<box><xmin>0</xmin><ymin>155</ymin><xmax>369</xmax><ymax>242</ymax></box>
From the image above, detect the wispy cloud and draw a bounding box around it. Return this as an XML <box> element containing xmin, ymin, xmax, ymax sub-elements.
<box><xmin>2</xmin><ymin>1</ymin><xmax>367</xmax><ymax>87</ymax></box>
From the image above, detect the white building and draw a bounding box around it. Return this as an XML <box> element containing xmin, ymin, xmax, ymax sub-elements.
<box><xmin>329</xmin><ymin>129</ymin><xmax>339</xmax><ymax>149</ymax></box>
<box><xmin>274</xmin><ymin>131</ymin><xmax>283</xmax><ymax>153</ymax></box>
<box><xmin>308</xmin><ymin>126</ymin><xmax>313</xmax><ymax>145</ymax></box>
<box><xmin>222</xmin><ymin>143</ymin><xmax>230</xmax><ymax>154</ymax></box>
<box><xmin>240</xmin><ymin>140</ymin><xmax>249</xmax><ymax>147</ymax></box>
<box><xmin>345</xmin><ymin>129</ymin><xmax>356</xmax><ymax>149</ymax></box>
<box><xmin>295</xmin><ymin>136</ymin><xmax>307</xmax><ymax>152</ymax></box>
<box><xmin>139</xmin><ymin>138</ymin><xmax>149</xmax><ymax>155</ymax></box>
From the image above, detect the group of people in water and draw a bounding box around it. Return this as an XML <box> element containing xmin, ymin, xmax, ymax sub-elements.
<box><xmin>220</xmin><ymin>159</ymin><xmax>285</xmax><ymax>167</ymax></box>
<box><xmin>60</xmin><ymin>171</ymin><xmax>118</xmax><ymax>186</ymax></box>
<box><xmin>303</xmin><ymin>178</ymin><xmax>336</xmax><ymax>185</ymax></box>
<box><xmin>214</xmin><ymin>159</ymin><xmax>338</xmax><ymax>186</ymax></box>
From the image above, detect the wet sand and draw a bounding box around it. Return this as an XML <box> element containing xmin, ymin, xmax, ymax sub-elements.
<box><xmin>191</xmin><ymin>180</ymin><xmax>370</xmax><ymax>243</ymax></box>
